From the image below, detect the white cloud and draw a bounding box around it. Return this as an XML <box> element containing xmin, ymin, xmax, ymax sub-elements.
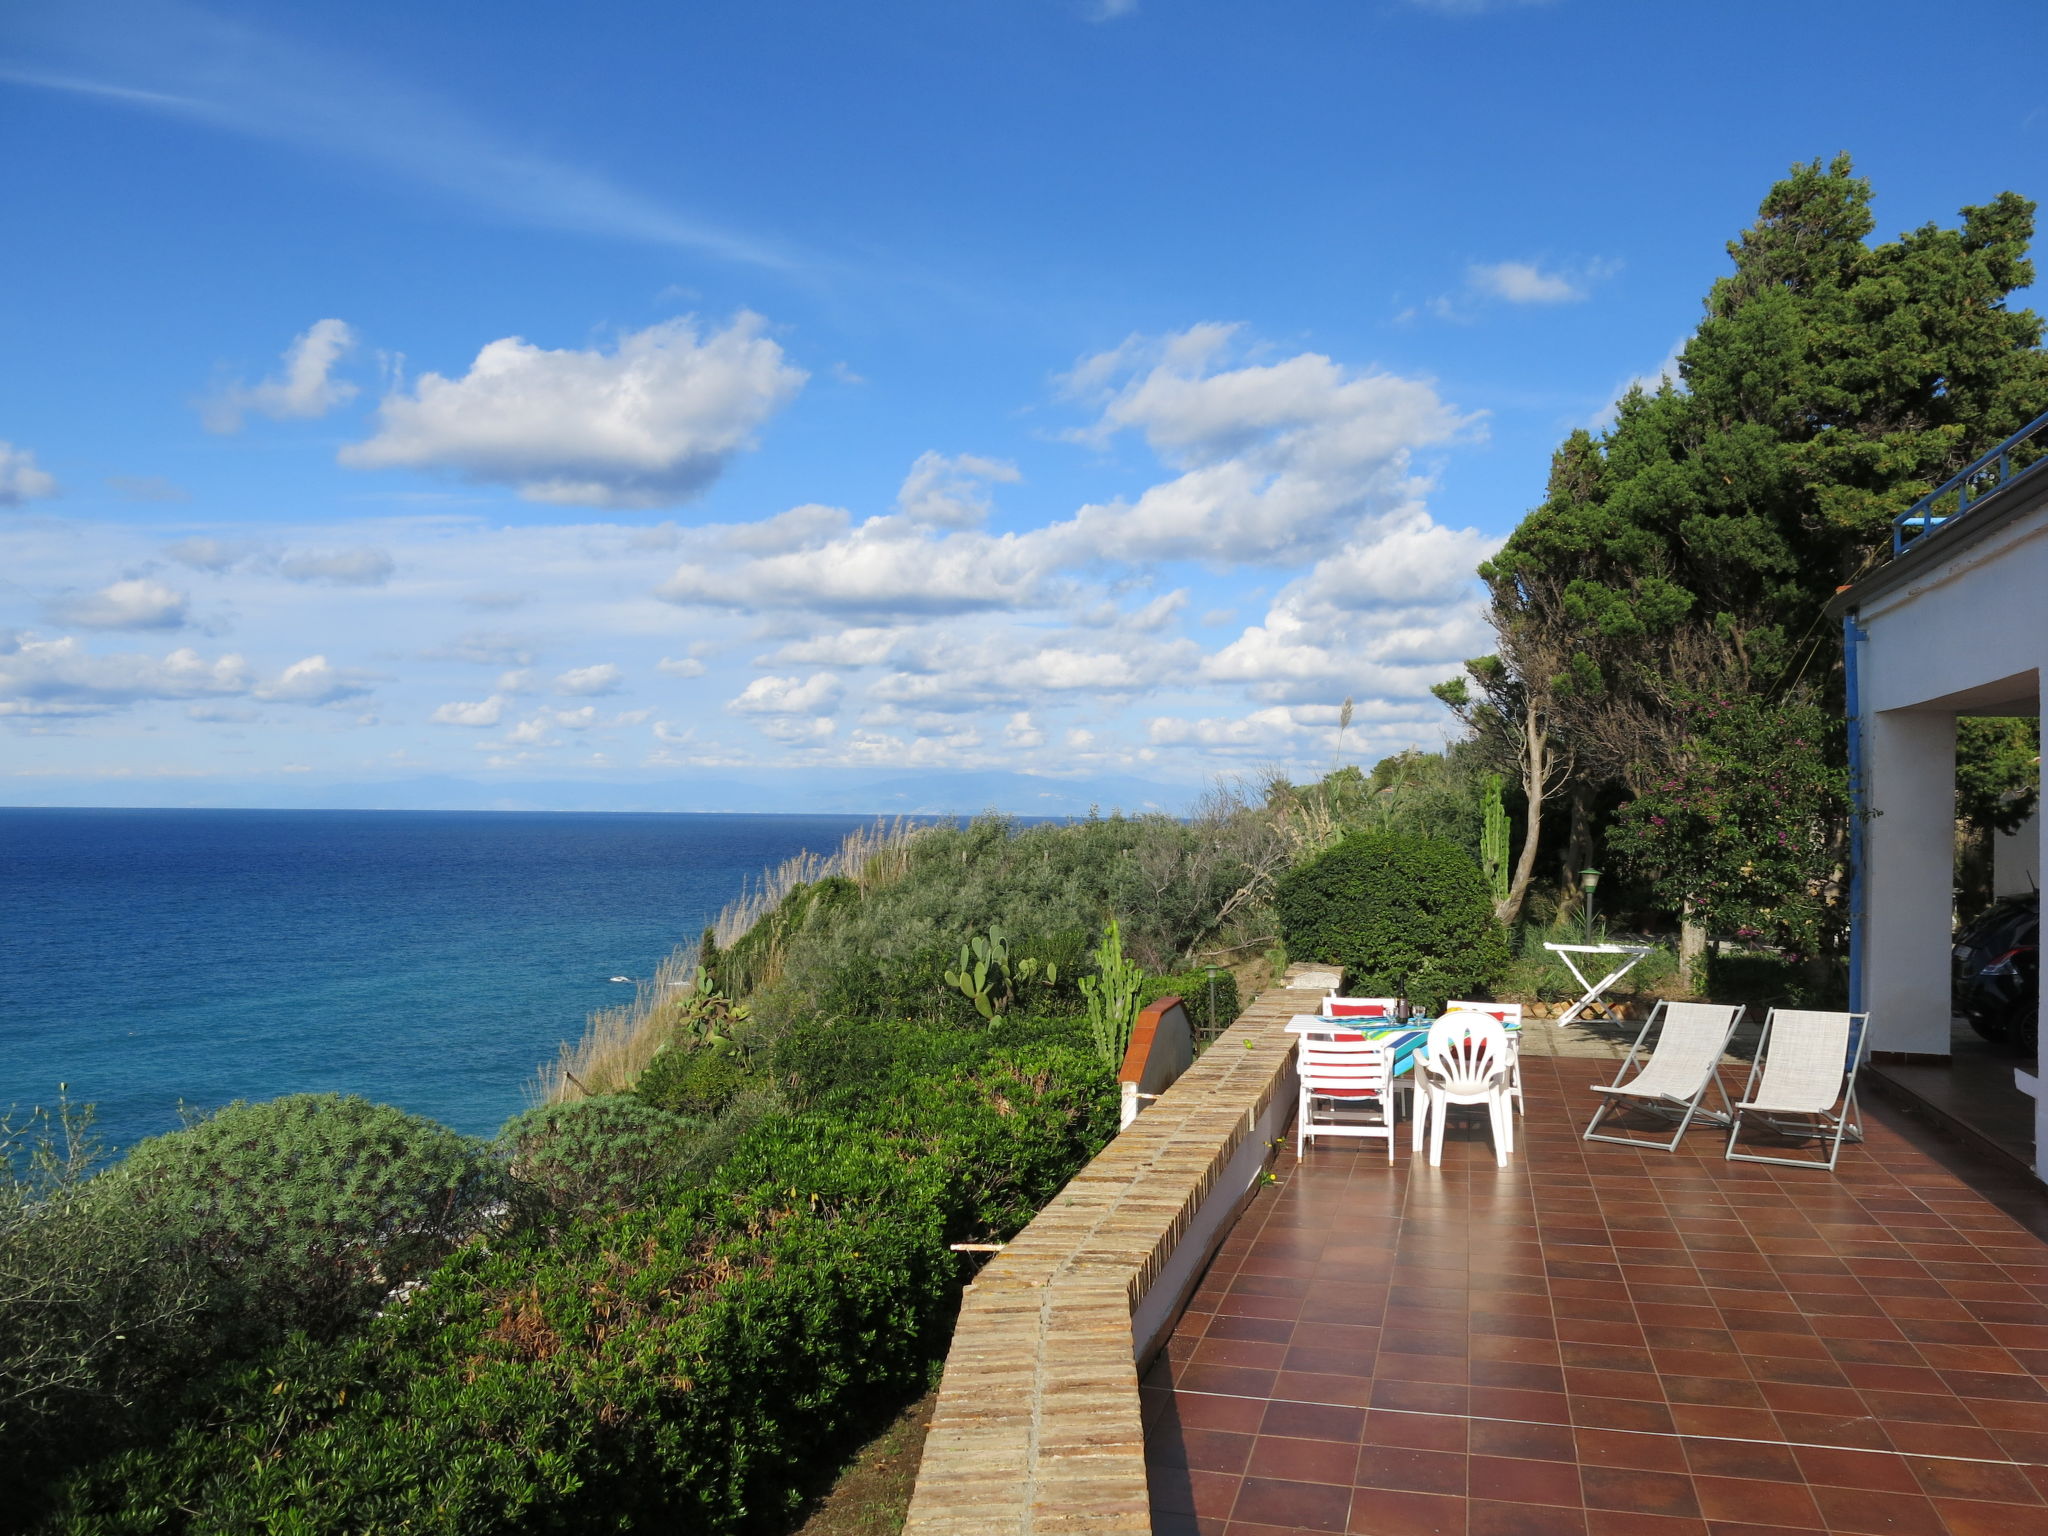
<box><xmin>52</xmin><ymin>578</ymin><xmax>190</xmax><ymax>631</ymax></box>
<box><xmin>1467</xmin><ymin>261</ymin><xmax>1584</xmax><ymax>304</ymax></box>
<box><xmin>655</xmin><ymin>656</ymin><xmax>707</xmax><ymax>678</ymax></box>
<box><xmin>277</xmin><ymin>546</ymin><xmax>395</xmax><ymax>586</ymax></box>
<box><xmin>340</xmin><ymin>314</ymin><xmax>806</xmax><ymax>508</ymax></box>
<box><xmin>721</xmin><ymin>503</ymin><xmax>850</xmax><ymax>554</ymax></box>
<box><xmin>497</xmin><ymin>668</ymin><xmax>537</xmax><ymax>693</ymax></box>
<box><xmin>0</xmin><ymin>633</ymin><xmax>251</xmax><ymax>715</ymax></box>
<box><xmin>757</xmin><ymin>628</ymin><xmax>904</xmax><ymax>668</ymax></box>
<box><xmin>0</xmin><ymin>442</ymin><xmax>60</xmax><ymax>506</ymax></box>
<box><xmin>203</xmin><ymin>319</ymin><xmax>359</xmax><ymax>433</ymax></box>
<box><xmin>555</xmin><ymin>663</ymin><xmax>621</xmax><ymax>696</ymax></box>
<box><xmin>726</xmin><ymin>673</ymin><xmax>843</xmax><ymax>715</ymax></box>
<box><xmin>895</xmin><ymin>451</ymin><xmax>1020</xmax><ymax>529</ymax></box>
<box><xmin>254</xmin><ymin>654</ymin><xmax>375</xmax><ymax>706</ymax></box>
<box><xmin>164</xmin><ymin>537</ymin><xmax>248</xmax><ymax>571</ymax></box>
<box><xmin>431</xmin><ymin>694</ymin><xmax>507</xmax><ymax>726</ymax></box>
<box><xmin>660</xmin><ymin>516</ymin><xmax>1055</xmax><ymax>617</ymax></box>
<box><xmin>1003</xmin><ymin>711</ymin><xmax>1045</xmax><ymax>748</ymax></box>
<box><xmin>1054</xmin><ymin>325</ymin><xmax>1472</xmax><ymax>565</ymax></box>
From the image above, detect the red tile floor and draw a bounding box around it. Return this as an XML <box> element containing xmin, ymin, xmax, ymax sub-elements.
<box><xmin>1142</xmin><ymin>1054</ymin><xmax>2048</xmax><ymax>1536</ymax></box>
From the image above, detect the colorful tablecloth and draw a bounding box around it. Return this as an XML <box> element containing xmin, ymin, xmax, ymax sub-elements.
<box><xmin>1285</xmin><ymin>1015</ymin><xmax>1522</xmax><ymax>1079</ymax></box>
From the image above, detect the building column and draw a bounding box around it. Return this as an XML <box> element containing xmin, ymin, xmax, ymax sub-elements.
<box><xmin>1865</xmin><ymin>709</ymin><xmax>1956</xmax><ymax>1057</ymax></box>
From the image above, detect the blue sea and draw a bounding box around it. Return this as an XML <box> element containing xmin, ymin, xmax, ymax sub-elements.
<box><xmin>0</xmin><ymin>808</ymin><xmax>877</xmax><ymax>1151</ymax></box>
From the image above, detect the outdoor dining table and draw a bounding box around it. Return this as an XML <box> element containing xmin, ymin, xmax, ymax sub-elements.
<box><xmin>1285</xmin><ymin>1012</ymin><xmax>1525</xmax><ymax>1080</ymax></box>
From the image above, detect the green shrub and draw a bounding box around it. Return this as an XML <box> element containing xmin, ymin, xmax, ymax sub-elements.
<box><xmin>497</xmin><ymin>1095</ymin><xmax>697</xmax><ymax>1217</ymax></box>
<box><xmin>1140</xmin><ymin>968</ymin><xmax>1241</xmax><ymax>1041</ymax></box>
<box><xmin>1275</xmin><ymin>832</ymin><xmax>1509</xmax><ymax>1014</ymax></box>
<box><xmin>0</xmin><ymin>1098</ymin><xmax>212</xmax><ymax>1513</ymax></box>
<box><xmin>634</xmin><ymin>1043</ymin><xmax>753</xmax><ymax>1117</ymax></box>
<box><xmin>44</xmin><ymin>1024</ymin><xmax>1118</xmax><ymax>1535</ymax></box>
<box><xmin>97</xmin><ymin>1094</ymin><xmax>506</xmax><ymax>1345</ymax></box>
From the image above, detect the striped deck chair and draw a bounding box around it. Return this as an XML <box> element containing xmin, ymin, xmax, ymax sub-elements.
<box><xmin>1583</xmin><ymin>1001</ymin><xmax>1744</xmax><ymax>1151</ymax></box>
<box><xmin>1725</xmin><ymin>1010</ymin><xmax>1868</xmax><ymax>1172</ymax></box>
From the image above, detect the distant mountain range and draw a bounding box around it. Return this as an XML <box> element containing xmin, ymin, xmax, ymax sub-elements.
<box><xmin>12</xmin><ymin>769</ymin><xmax>1204</xmax><ymax>818</ymax></box>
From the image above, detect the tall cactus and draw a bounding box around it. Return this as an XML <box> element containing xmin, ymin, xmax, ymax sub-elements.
<box><xmin>1080</xmin><ymin>919</ymin><xmax>1145</xmax><ymax>1070</ymax></box>
<box><xmin>1480</xmin><ymin>773</ymin><xmax>1510</xmax><ymax>907</ymax></box>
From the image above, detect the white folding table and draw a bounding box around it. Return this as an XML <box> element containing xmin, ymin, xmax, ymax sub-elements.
<box><xmin>1543</xmin><ymin>942</ymin><xmax>1654</xmax><ymax>1026</ymax></box>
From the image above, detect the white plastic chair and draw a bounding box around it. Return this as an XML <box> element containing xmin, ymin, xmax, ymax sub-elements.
<box><xmin>1412</xmin><ymin>1013</ymin><xmax>1513</xmax><ymax>1168</ymax></box>
<box><xmin>1582</xmin><ymin>1001</ymin><xmax>1744</xmax><ymax>1151</ymax></box>
<box><xmin>1444</xmin><ymin>1001</ymin><xmax>1525</xmax><ymax>1113</ymax></box>
<box><xmin>1725</xmin><ymin>1010</ymin><xmax>1868</xmax><ymax>1171</ymax></box>
<box><xmin>1297</xmin><ymin>1038</ymin><xmax>1397</xmax><ymax>1161</ymax></box>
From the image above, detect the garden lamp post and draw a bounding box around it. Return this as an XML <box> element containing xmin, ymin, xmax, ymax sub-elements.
<box><xmin>1579</xmin><ymin>868</ymin><xmax>1601</xmax><ymax>946</ymax></box>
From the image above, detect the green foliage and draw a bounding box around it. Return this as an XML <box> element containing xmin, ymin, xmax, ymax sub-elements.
<box><xmin>1957</xmin><ymin>717</ymin><xmax>2040</xmax><ymax>835</ymax></box>
<box><xmin>1274</xmin><ymin>832</ymin><xmax>1510</xmax><ymax>1014</ymax></box>
<box><xmin>1605</xmin><ymin>693</ymin><xmax>1849</xmax><ymax>959</ymax></box>
<box><xmin>1140</xmin><ymin>968</ymin><xmax>1241</xmax><ymax>1042</ymax></box>
<box><xmin>1079</xmin><ymin>920</ymin><xmax>1145</xmax><ymax>1069</ymax></box>
<box><xmin>1479</xmin><ymin>773</ymin><xmax>1510</xmax><ymax>906</ymax></box>
<box><xmin>1460</xmin><ymin>156</ymin><xmax>2048</xmax><ymax>954</ymax></box>
<box><xmin>99</xmin><ymin>1094</ymin><xmax>506</xmax><ymax>1346</ymax></box>
<box><xmin>497</xmin><ymin>1095</ymin><xmax>698</xmax><ymax>1217</ymax></box>
<box><xmin>1</xmin><ymin>1096</ymin><xmax>210</xmax><ymax>1510</ymax></box>
<box><xmin>44</xmin><ymin>1022</ymin><xmax>1118</xmax><ymax>1535</ymax></box>
<box><xmin>942</xmin><ymin>925</ymin><xmax>1058</xmax><ymax>1020</ymax></box>
<box><xmin>773</xmin><ymin>813</ymin><xmax>1284</xmax><ymax>1024</ymax></box>
<box><xmin>634</xmin><ymin>1043</ymin><xmax>753</xmax><ymax>1117</ymax></box>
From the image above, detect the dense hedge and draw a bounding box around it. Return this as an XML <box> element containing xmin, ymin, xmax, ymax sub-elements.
<box><xmin>41</xmin><ymin>1021</ymin><xmax>1116</xmax><ymax>1534</ymax></box>
<box><xmin>1139</xmin><ymin>969</ymin><xmax>1241</xmax><ymax>1040</ymax></box>
<box><xmin>1275</xmin><ymin>832</ymin><xmax>1509</xmax><ymax>1013</ymax></box>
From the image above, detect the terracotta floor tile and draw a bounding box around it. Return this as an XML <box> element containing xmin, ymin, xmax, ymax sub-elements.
<box><xmin>1582</xmin><ymin>1465</ymin><xmax>1703</xmax><ymax>1518</ymax></box>
<box><xmin>1363</xmin><ymin>1409</ymin><xmax>1468</xmax><ymax>1454</ymax></box>
<box><xmin>1929</xmin><ymin>1499</ymin><xmax>2048</xmax><ymax>1536</ymax></box>
<box><xmin>1346</xmin><ymin>1487</ymin><xmax>1468</xmax><ymax>1536</ymax></box>
<box><xmin>1233</xmin><ymin>1474</ymin><xmax>1353</xmax><ymax>1532</ymax></box>
<box><xmin>1145</xmin><ymin>1057</ymin><xmax>2048</xmax><ymax>1536</ymax></box>
<box><xmin>1467</xmin><ymin>1453</ymin><xmax>1581</xmax><ymax>1507</ymax></box>
<box><xmin>1247</xmin><ymin>1433</ymin><xmax>1364</xmax><ymax>1487</ymax></box>
<box><xmin>1354</xmin><ymin>1445</ymin><xmax>1469</xmax><ymax>1497</ymax></box>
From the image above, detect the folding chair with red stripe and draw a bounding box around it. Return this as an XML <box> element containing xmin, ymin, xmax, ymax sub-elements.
<box><xmin>1297</xmin><ymin>1038</ymin><xmax>1397</xmax><ymax>1161</ymax></box>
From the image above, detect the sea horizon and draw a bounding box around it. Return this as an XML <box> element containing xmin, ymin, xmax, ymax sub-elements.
<box><xmin>1</xmin><ymin>807</ymin><xmax>893</xmax><ymax>1152</ymax></box>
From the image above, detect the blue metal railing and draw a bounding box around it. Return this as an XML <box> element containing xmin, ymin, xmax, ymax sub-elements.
<box><xmin>1891</xmin><ymin>406</ymin><xmax>2048</xmax><ymax>556</ymax></box>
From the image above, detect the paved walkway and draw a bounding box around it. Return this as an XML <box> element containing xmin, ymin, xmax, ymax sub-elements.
<box><xmin>1143</xmin><ymin>1054</ymin><xmax>2048</xmax><ymax>1536</ymax></box>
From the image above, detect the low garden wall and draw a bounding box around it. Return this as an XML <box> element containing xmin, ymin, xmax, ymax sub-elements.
<box><xmin>901</xmin><ymin>983</ymin><xmax>1307</xmax><ymax>1535</ymax></box>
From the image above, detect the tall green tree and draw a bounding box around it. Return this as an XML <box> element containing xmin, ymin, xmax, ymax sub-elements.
<box><xmin>1461</xmin><ymin>155</ymin><xmax>2048</xmax><ymax>952</ymax></box>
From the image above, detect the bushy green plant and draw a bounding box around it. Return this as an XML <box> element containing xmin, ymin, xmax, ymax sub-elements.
<box><xmin>0</xmin><ymin>1096</ymin><xmax>211</xmax><ymax>1511</ymax></box>
<box><xmin>633</xmin><ymin>1043</ymin><xmax>752</xmax><ymax>1117</ymax></box>
<box><xmin>45</xmin><ymin>1022</ymin><xmax>1118</xmax><ymax>1535</ymax></box>
<box><xmin>1139</xmin><ymin>968</ymin><xmax>1241</xmax><ymax>1042</ymax></box>
<box><xmin>1275</xmin><ymin>832</ymin><xmax>1510</xmax><ymax>1014</ymax></box>
<box><xmin>98</xmin><ymin>1094</ymin><xmax>506</xmax><ymax>1345</ymax></box>
<box><xmin>497</xmin><ymin>1095</ymin><xmax>697</xmax><ymax>1217</ymax></box>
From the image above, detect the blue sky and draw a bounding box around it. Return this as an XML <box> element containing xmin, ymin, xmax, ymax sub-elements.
<box><xmin>3</xmin><ymin>0</ymin><xmax>2044</xmax><ymax>810</ymax></box>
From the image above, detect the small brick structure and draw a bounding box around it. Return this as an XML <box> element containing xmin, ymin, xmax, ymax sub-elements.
<box><xmin>901</xmin><ymin>982</ymin><xmax>1309</xmax><ymax>1535</ymax></box>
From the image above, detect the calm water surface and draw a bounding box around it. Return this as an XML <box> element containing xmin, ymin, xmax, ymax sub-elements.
<box><xmin>0</xmin><ymin>808</ymin><xmax>872</xmax><ymax>1148</ymax></box>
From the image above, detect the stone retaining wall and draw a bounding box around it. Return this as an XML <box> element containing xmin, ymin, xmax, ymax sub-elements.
<box><xmin>900</xmin><ymin>983</ymin><xmax>1307</xmax><ymax>1535</ymax></box>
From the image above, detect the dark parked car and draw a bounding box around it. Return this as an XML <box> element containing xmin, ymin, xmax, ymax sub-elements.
<box><xmin>1954</xmin><ymin>891</ymin><xmax>2038</xmax><ymax>1050</ymax></box>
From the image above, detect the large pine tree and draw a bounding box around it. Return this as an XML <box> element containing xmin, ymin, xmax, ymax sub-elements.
<box><xmin>1456</xmin><ymin>155</ymin><xmax>2048</xmax><ymax>952</ymax></box>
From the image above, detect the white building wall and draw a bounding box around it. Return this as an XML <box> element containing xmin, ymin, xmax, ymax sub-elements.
<box><xmin>1853</xmin><ymin>505</ymin><xmax>2047</xmax><ymax>1061</ymax></box>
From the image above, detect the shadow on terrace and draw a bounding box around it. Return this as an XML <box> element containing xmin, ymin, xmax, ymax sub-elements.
<box><xmin>1145</xmin><ymin>1051</ymin><xmax>2048</xmax><ymax>1536</ymax></box>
